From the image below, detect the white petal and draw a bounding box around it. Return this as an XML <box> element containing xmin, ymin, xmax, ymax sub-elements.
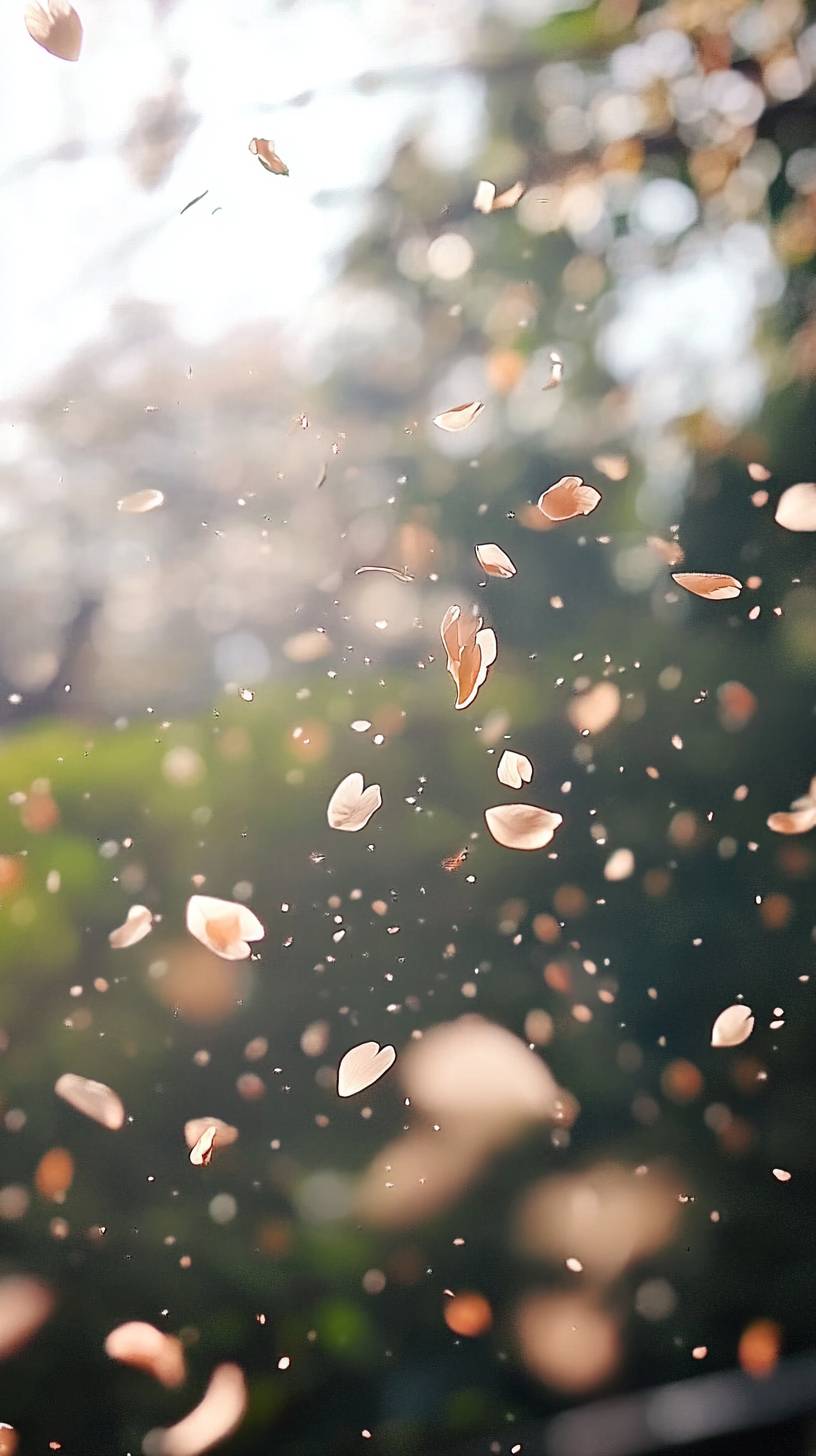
<box><xmin>105</xmin><ymin>1322</ymin><xmax>185</xmax><ymax>1388</ymax></box>
<box><xmin>326</xmin><ymin>772</ymin><xmax>382</xmax><ymax>831</ymax></box>
<box><xmin>186</xmin><ymin>895</ymin><xmax>264</xmax><ymax>961</ymax></box>
<box><xmin>473</xmin><ymin>180</ymin><xmax>496</xmax><ymax>213</ymax></box>
<box><xmin>711</xmin><ymin>1005</ymin><xmax>754</xmax><ymax>1048</ymax></box>
<box><xmin>142</xmin><ymin>1364</ymin><xmax>247</xmax><ymax>1456</ymax></box>
<box><xmin>108</xmin><ymin>904</ymin><xmax>153</xmax><ymax>950</ymax></box>
<box><xmin>117</xmin><ymin>489</ymin><xmax>164</xmax><ymax>514</ymax></box>
<box><xmin>55</xmin><ymin>1073</ymin><xmax>125</xmax><ymax>1130</ymax></box>
<box><xmin>497</xmin><ymin>751</ymin><xmax>533</xmax><ymax>789</ymax></box>
<box><xmin>337</xmin><ymin>1041</ymin><xmax>397</xmax><ymax>1097</ymax></box>
<box><xmin>484</xmin><ymin>804</ymin><xmax>563</xmax><ymax>850</ymax></box>
<box><xmin>774</xmin><ymin>482</ymin><xmax>816</xmax><ymax>532</ymax></box>
<box><xmin>475</xmin><ymin>543</ymin><xmax>517</xmax><ymax>578</ymax></box>
<box><xmin>603</xmin><ymin>847</ymin><xmax>635</xmax><ymax>882</ymax></box>
<box><xmin>432</xmin><ymin>402</ymin><xmax>484</xmax><ymax>433</ymax></box>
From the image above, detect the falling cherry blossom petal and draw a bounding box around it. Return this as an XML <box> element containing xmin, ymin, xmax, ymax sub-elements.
<box><xmin>0</xmin><ymin>1277</ymin><xmax>54</xmax><ymax>1358</ymax></box>
<box><xmin>593</xmin><ymin>455</ymin><xmax>629</xmax><ymax>481</ymax></box>
<box><xmin>473</xmin><ymin>180</ymin><xmax>496</xmax><ymax>213</ymax></box>
<box><xmin>189</xmin><ymin>1125</ymin><xmax>218</xmax><ymax>1166</ymax></box>
<box><xmin>542</xmin><ymin>353</ymin><xmax>564</xmax><ymax>391</ymax></box>
<box><xmin>248</xmin><ymin>138</ymin><xmax>289</xmax><ymax>175</ymax></box>
<box><xmin>537</xmin><ymin>476</ymin><xmax>601</xmax><ymax>522</ymax></box>
<box><xmin>567</xmin><ymin>681</ymin><xmax>620</xmax><ymax>735</ymax></box>
<box><xmin>185</xmin><ymin>895</ymin><xmax>264</xmax><ymax>961</ymax></box>
<box><xmin>603</xmin><ymin>847</ymin><xmax>635</xmax><ymax>882</ymax></box>
<box><xmin>184</xmin><ymin>1116</ymin><xmax>239</xmax><ymax>1152</ymax></box>
<box><xmin>433</xmin><ymin>402</ymin><xmax>484</xmax><ymax>433</ymax></box>
<box><xmin>440</xmin><ymin>605</ymin><xmax>497</xmax><ymax>711</ymax></box>
<box><xmin>55</xmin><ymin>1073</ymin><xmax>125</xmax><ymax>1130</ymax></box>
<box><xmin>497</xmin><ymin>750</ymin><xmax>533</xmax><ymax>789</ymax></box>
<box><xmin>672</xmin><ymin>572</ymin><xmax>742</xmax><ymax>600</ymax></box>
<box><xmin>117</xmin><ymin>489</ymin><xmax>164</xmax><ymax>514</ymax></box>
<box><xmin>774</xmin><ymin>482</ymin><xmax>816</xmax><ymax>532</ymax></box>
<box><xmin>337</xmin><ymin>1041</ymin><xmax>397</xmax><ymax>1097</ymax></box>
<box><xmin>108</xmin><ymin>904</ymin><xmax>153</xmax><ymax>950</ymax></box>
<box><xmin>711</xmin><ymin>1004</ymin><xmax>755</xmax><ymax>1048</ymax></box>
<box><xmin>105</xmin><ymin>1322</ymin><xmax>186</xmax><ymax>1388</ymax></box>
<box><xmin>484</xmin><ymin>804</ymin><xmax>563</xmax><ymax>851</ymax></box>
<box><xmin>142</xmin><ymin>1364</ymin><xmax>247</xmax><ymax>1456</ymax></box>
<box><xmin>326</xmin><ymin>772</ymin><xmax>382</xmax><ymax>831</ymax></box>
<box><xmin>354</xmin><ymin>565</ymin><xmax>414</xmax><ymax>581</ymax></box>
<box><xmin>748</xmin><ymin>462</ymin><xmax>771</xmax><ymax>482</ymax></box>
<box><xmin>493</xmin><ymin>181</ymin><xmax>525</xmax><ymax>210</ymax></box>
<box><xmin>24</xmin><ymin>0</ymin><xmax>82</xmax><ymax>60</ymax></box>
<box><xmin>647</xmin><ymin>535</ymin><xmax>685</xmax><ymax>566</ymax></box>
<box><xmin>475</xmin><ymin>543</ymin><xmax>516</xmax><ymax>578</ymax></box>
<box><xmin>767</xmin><ymin>805</ymin><xmax>816</xmax><ymax>835</ymax></box>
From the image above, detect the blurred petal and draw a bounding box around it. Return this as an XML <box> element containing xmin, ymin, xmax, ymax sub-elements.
<box><xmin>105</xmin><ymin>1322</ymin><xmax>185</xmax><ymax>1388</ymax></box>
<box><xmin>24</xmin><ymin>0</ymin><xmax>82</xmax><ymax>60</ymax></box>
<box><xmin>142</xmin><ymin>1364</ymin><xmax>247</xmax><ymax>1456</ymax></box>
<box><xmin>0</xmin><ymin>1277</ymin><xmax>54</xmax><ymax>1359</ymax></box>
<box><xmin>117</xmin><ymin>489</ymin><xmax>164</xmax><ymax>514</ymax></box>
<box><xmin>55</xmin><ymin>1073</ymin><xmax>125</xmax><ymax>1130</ymax></box>
<box><xmin>775</xmin><ymin>482</ymin><xmax>816</xmax><ymax>532</ymax></box>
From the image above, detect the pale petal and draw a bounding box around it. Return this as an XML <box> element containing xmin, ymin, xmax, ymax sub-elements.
<box><xmin>537</xmin><ymin>476</ymin><xmax>601</xmax><ymax>522</ymax></box>
<box><xmin>567</xmin><ymin>681</ymin><xmax>620</xmax><ymax>735</ymax></box>
<box><xmin>774</xmin><ymin>482</ymin><xmax>816</xmax><ymax>532</ymax></box>
<box><xmin>493</xmin><ymin>181</ymin><xmax>525</xmax><ymax>210</ymax></box>
<box><xmin>473</xmin><ymin>180</ymin><xmax>496</xmax><ymax>213</ymax></box>
<box><xmin>24</xmin><ymin>0</ymin><xmax>82</xmax><ymax>60</ymax></box>
<box><xmin>184</xmin><ymin>1116</ymin><xmax>239</xmax><ymax>1151</ymax></box>
<box><xmin>189</xmin><ymin>1125</ymin><xmax>218</xmax><ymax>1166</ymax></box>
<box><xmin>475</xmin><ymin>543</ymin><xmax>516</xmax><ymax>578</ymax></box>
<box><xmin>283</xmin><ymin>630</ymin><xmax>330</xmax><ymax>663</ymax></box>
<box><xmin>647</xmin><ymin>535</ymin><xmax>684</xmax><ymax>566</ymax></box>
<box><xmin>603</xmin><ymin>847</ymin><xmax>635</xmax><ymax>882</ymax></box>
<box><xmin>105</xmin><ymin>1322</ymin><xmax>185</xmax><ymax>1388</ymax></box>
<box><xmin>0</xmin><ymin>1277</ymin><xmax>54</xmax><ymax>1359</ymax></box>
<box><xmin>484</xmin><ymin>803</ymin><xmax>562</xmax><ymax>850</ymax></box>
<box><xmin>117</xmin><ymin>489</ymin><xmax>164</xmax><ymax>514</ymax></box>
<box><xmin>55</xmin><ymin>1073</ymin><xmax>125</xmax><ymax>1130</ymax></box>
<box><xmin>711</xmin><ymin>1004</ymin><xmax>754</xmax><ymax>1048</ymax></box>
<box><xmin>337</xmin><ymin>1041</ymin><xmax>397</xmax><ymax>1097</ymax></box>
<box><xmin>748</xmin><ymin>462</ymin><xmax>771</xmax><ymax>482</ymax></box>
<box><xmin>326</xmin><ymin>772</ymin><xmax>382</xmax><ymax>831</ymax></box>
<box><xmin>592</xmin><ymin>455</ymin><xmax>629</xmax><ymax>481</ymax></box>
<box><xmin>248</xmin><ymin>138</ymin><xmax>289</xmax><ymax>175</ymax></box>
<box><xmin>672</xmin><ymin>572</ymin><xmax>742</xmax><ymax>600</ymax></box>
<box><xmin>455</xmin><ymin>627</ymin><xmax>497</xmax><ymax>710</ymax></box>
<box><xmin>497</xmin><ymin>750</ymin><xmax>533</xmax><ymax>789</ymax></box>
<box><xmin>108</xmin><ymin>905</ymin><xmax>153</xmax><ymax>950</ymax></box>
<box><xmin>142</xmin><ymin>1364</ymin><xmax>247</xmax><ymax>1456</ymax></box>
<box><xmin>186</xmin><ymin>895</ymin><xmax>264</xmax><ymax>961</ymax></box>
<box><xmin>401</xmin><ymin>1015</ymin><xmax>562</xmax><ymax>1129</ymax></box>
<box><xmin>767</xmin><ymin>806</ymin><xmax>816</xmax><ymax>835</ymax></box>
<box><xmin>433</xmin><ymin>402</ymin><xmax>484</xmax><ymax>433</ymax></box>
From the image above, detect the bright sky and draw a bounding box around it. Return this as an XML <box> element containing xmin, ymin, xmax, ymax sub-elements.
<box><xmin>0</xmin><ymin>0</ymin><xmax>489</xmax><ymax>399</ymax></box>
